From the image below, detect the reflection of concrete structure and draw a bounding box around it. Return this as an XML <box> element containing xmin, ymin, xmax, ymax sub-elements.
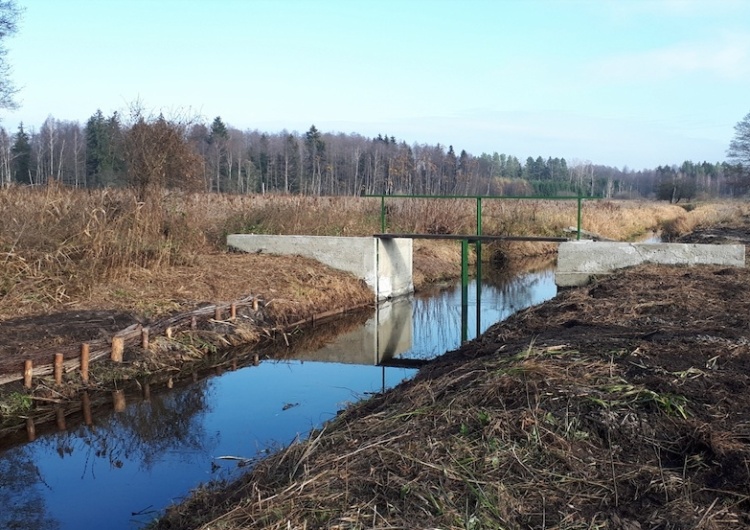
<box><xmin>227</xmin><ymin>235</ymin><xmax>413</xmax><ymax>301</ymax></box>
<box><xmin>556</xmin><ymin>241</ymin><xmax>746</xmax><ymax>287</ymax></box>
<box><xmin>292</xmin><ymin>297</ymin><xmax>413</xmax><ymax>365</ymax></box>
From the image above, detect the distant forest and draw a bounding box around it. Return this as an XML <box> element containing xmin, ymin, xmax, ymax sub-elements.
<box><xmin>1</xmin><ymin>111</ymin><xmax>747</xmax><ymax>201</ymax></box>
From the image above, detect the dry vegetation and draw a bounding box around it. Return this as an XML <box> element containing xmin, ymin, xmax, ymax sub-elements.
<box><xmin>0</xmin><ymin>185</ymin><xmax>713</xmax><ymax>321</ymax></box>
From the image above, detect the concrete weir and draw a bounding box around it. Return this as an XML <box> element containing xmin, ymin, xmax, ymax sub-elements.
<box><xmin>556</xmin><ymin>241</ymin><xmax>746</xmax><ymax>287</ymax></box>
<box><xmin>227</xmin><ymin>234</ymin><xmax>413</xmax><ymax>301</ymax></box>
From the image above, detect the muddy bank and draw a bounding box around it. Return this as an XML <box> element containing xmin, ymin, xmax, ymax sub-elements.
<box><xmin>152</xmin><ymin>224</ymin><xmax>750</xmax><ymax>530</ymax></box>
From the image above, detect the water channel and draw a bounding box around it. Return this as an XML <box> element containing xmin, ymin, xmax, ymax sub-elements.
<box><xmin>0</xmin><ymin>265</ymin><xmax>558</xmax><ymax>530</ymax></box>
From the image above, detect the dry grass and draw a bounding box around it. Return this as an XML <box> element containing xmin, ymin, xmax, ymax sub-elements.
<box><xmin>1</xmin><ymin>185</ymin><xmax>737</xmax><ymax>320</ymax></box>
<box><xmin>660</xmin><ymin>201</ymin><xmax>750</xmax><ymax>240</ymax></box>
<box><xmin>0</xmin><ymin>185</ymin><xmax>210</xmax><ymax>316</ymax></box>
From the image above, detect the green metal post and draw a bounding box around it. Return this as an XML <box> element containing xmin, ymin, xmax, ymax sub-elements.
<box><xmin>476</xmin><ymin>197</ymin><xmax>482</xmax><ymax>237</ymax></box>
<box><xmin>380</xmin><ymin>195</ymin><xmax>386</xmax><ymax>233</ymax></box>
<box><xmin>461</xmin><ymin>239</ymin><xmax>469</xmax><ymax>343</ymax></box>
<box><xmin>475</xmin><ymin>197</ymin><xmax>483</xmax><ymax>279</ymax></box>
<box><xmin>475</xmin><ymin>197</ymin><xmax>483</xmax><ymax>338</ymax></box>
<box><xmin>577</xmin><ymin>193</ymin><xmax>582</xmax><ymax>240</ymax></box>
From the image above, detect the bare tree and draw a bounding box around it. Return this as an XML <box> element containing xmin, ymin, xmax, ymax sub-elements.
<box><xmin>0</xmin><ymin>126</ymin><xmax>10</xmax><ymax>186</ymax></box>
<box><xmin>123</xmin><ymin>107</ymin><xmax>203</xmax><ymax>200</ymax></box>
<box><xmin>0</xmin><ymin>1</ymin><xmax>20</xmax><ymax>110</ymax></box>
<box><xmin>728</xmin><ymin>110</ymin><xmax>750</xmax><ymax>168</ymax></box>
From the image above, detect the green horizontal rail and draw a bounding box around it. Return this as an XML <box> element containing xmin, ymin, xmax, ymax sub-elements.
<box><xmin>366</xmin><ymin>193</ymin><xmax>588</xmax><ymax>240</ymax></box>
<box><xmin>363</xmin><ymin>193</ymin><xmax>584</xmax><ymax>200</ymax></box>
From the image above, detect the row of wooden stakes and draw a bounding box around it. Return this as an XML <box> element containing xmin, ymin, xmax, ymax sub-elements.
<box><xmin>22</xmin><ymin>328</ymin><xmax>149</xmax><ymax>390</ymax></box>
<box><xmin>20</xmin><ymin>299</ymin><xmax>260</xmax><ymax>390</ymax></box>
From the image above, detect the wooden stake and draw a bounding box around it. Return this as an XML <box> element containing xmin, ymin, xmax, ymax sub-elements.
<box><xmin>230</xmin><ymin>303</ymin><xmax>237</xmax><ymax>319</ymax></box>
<box><xmin>111</xmin><ymin>336</ymin><xmax>124</xmax><ymax>362</ymax></box>
<box><xmin>56</xmin><ymin>407</ymin><xmax>66</xmax><ymax>431</ymax></box>
<box><xmin>253</xmin><ymin>354</ymin><xmax>260</xmax><ymax>366</ymax></box>
<box><xmin>54</xmin><ymin>353</ymin><xmax>64</xmax><ymax>385</ymax></box>
<box><xmin>23</xmin><ymin>359</ymin><xmax>33</xmax><ymax>389</ymax></box>
<box><xmin>141</xmin><ymin>327</ymin><xmax>149</xmax><ymax>349</ymax></box>
<box><xmin>214</xmin><ymin>306</ymin><xmax>222</xmax><ymax>321</ymax></box>
<box><xmin>26</xmin><ymin>418</ymin><xmax>35</xmax><ymax>442</ymax></box>
<box><xmin>252</xmin><ymin>298</ymin><xmax>259</xmax><ymax>311</ymax></box>
<box><xmin>80</xmin><ymin>343</ymin><xmax>90</xmax><ymax>384</ymax></box>
<box><xmin>113</xmin><ymin>389</ymin><xmax>126</xmax><ymax>412</ymax></box>
<box><xmin>167</xmin><ymin>377</ymin><xmax>174</xmax><ymax>389</ymax></box>
<box><xmin>82</xmin><ymin>392</ymin><xmax>92</xmax><ymax>425</ymax></box>
<box><xmin>191</xmin><ymin>316</ymin><xmax>197</xmax><ymax>330</ymax></box>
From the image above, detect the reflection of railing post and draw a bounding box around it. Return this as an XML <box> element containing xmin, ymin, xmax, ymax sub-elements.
<box><xmin>476</xmin><ymin>256</ymin><xmax>482</xmax><ymax>338</ymax></box>
<box><xmin>461</xmin><ymin>239</ymin><xmax>469</xmax><ymax>343</ymax></box>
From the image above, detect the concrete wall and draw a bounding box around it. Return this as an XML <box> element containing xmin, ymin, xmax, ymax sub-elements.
<box><xmin>556</xmin><ymin>241</ymin><xmax>746</xmax><ymax>287</ymax></box>
<box><xmin>226</xmin><ymin>234</ymin><xmax>413</xmax><ymax>300</ymax></box>
<box><xmin>376</xmin><ymin>237</ymin><xmax>413</xmax><ymax>301</ymax></box>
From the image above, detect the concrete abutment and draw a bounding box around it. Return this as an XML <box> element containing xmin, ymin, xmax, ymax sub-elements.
<box><xmin>556</xmin><ymin>241</ymin><xmax>745</xmax><ymax>287</ymax></box>
<box><xmin>227</xmin><ymin>234</ymin><xmax>413</xmax><ymax>301</ymax></box>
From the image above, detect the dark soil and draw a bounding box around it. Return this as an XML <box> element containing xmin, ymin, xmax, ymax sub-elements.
<box><xmin>151</xmin><ymin>222</ymin><xmax>750</xmax><ymax>530</ymax></box>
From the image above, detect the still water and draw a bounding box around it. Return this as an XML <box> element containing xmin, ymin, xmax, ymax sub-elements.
<box><xmin>0</xmin><ymin>267</ymin><xmax>557</xmax><ymax>530</ymax></box>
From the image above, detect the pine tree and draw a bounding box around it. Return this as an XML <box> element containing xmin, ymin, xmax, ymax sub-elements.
<box><xmin>85</xmin><ymin>110</ymin><xmax>124</xmax><ymax>187</ymax></box>
<box><xmin>10</xmin><ymin>122</ymin><xmax>30</xmax><ymax>183</ymax></box>
<box><xmin>208</xmin><ymin>116</ymin><xmax>229</xmax><ymax>192</ymax></box>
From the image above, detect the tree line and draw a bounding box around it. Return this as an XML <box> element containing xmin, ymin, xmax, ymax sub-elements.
<box><xmin>0</xmin><ymin>110</ymin><xmax>747</xmax><ymax>202</ymax></box>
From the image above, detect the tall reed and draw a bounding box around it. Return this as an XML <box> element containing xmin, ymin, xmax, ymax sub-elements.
<box><xmin>1</xmin><ymin>185</ymin><xmax>719</xmax><ymax>316</ymax></box>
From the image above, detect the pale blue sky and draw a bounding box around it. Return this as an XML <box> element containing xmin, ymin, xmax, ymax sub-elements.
<box><xmin>4</xmin><ymin>0</ymin><xmax>750</xmax><ymax>169</ymax></box>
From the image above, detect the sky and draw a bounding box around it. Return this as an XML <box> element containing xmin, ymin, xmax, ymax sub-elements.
<box><xmin>3</xmin><ymin>0</ymin><xmax>750</xmax><ymax>170</ymax></box>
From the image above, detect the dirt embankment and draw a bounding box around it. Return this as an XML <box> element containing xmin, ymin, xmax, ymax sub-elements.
<box><xmin>150</xmin><ymin>221</ymin><xmax>750</xmax><ymax>530</ymax></box>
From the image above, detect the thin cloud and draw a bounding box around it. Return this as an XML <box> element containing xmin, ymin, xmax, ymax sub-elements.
<box><xmin>591</xmin><ymin>33</ymin><xmax>750</xmax><ymax>81</ymax></box>
<box><xmin>604</xmin><ymin>0</ymin><xmax>747</xmax><ymax>19</ymax></box>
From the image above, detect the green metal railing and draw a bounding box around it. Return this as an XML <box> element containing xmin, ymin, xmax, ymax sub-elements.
<box><xmin>368</xmin><ymin>193</ymin><xmax>587</xmax><ymax>342</ymax></box>
<box><xmin>367</xmin><ymin>193</ymin><xmax>586</xmax><ymax>241</ymax></box>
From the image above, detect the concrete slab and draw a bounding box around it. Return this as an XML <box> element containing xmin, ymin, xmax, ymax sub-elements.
<box><xmin>227</xmin><ymin>234</ymin><xmax>413</xmax><ymax>300</ymax></box>
<box><xmin>556</xmin><ymin>241</ymin><xmax>745</xmax><ymax>287</ymax></box>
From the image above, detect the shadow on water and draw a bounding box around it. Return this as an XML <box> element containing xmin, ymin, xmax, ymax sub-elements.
<box><xmin>0</xmin><ymin>262</ymin><xmax>557</xmax><ymax>530</ymax></box>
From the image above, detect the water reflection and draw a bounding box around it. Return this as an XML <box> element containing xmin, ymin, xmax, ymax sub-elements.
<box><xmin>0</xmin><ymin>382</ymin><xmax>216</xmax><ymax>529</ymax></box>
<box><xmin>291</xmin><ymin>297</ymin><xmax>413</xmax><ymax>365</ymax></box>
<box><xmin>287</xmin><ymin>266</ymin><xmax>556</xmax><ymax>365</ymax></box>
<box><xmin>0</xmin><ymin>444</ymin><xmax>59</xmax><ymax>530</ymax></box>
<box><xmin>403</xmin><ymin>266</ymin><xmax>557</xmax><ymax>360</ymax></box>
<box><xmin>0</xmin><ymin>265</ymin><xmax>557</xmax><ymax>530</ymax></box>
